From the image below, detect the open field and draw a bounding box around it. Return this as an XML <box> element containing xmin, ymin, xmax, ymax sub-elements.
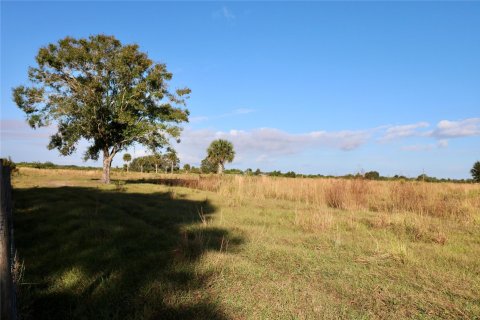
<box><xmin>12</xmin><ymin>168</ymin><xmax>480</xmax><ymax>319</ymax></box>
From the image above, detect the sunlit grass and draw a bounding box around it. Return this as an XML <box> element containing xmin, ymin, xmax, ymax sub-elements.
<box><xmin>12</xmin><ymin>168</ymin><xmax>480</xmax><ymax>319</ymax></box>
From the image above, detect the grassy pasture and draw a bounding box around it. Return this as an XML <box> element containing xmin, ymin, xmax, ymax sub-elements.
<box><xmin>12</xmin><ymin>168</ymin><xmax>480</xmax><ymax>319</ymax></box>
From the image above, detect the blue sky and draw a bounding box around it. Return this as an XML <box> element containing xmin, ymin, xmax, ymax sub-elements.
<box><xmin>1</xmin><ymin>1</ymin><xmax>479</xmax><ymax>178</ymax></box>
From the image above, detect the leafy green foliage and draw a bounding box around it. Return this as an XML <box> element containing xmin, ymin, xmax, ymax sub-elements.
<box><xmin>16</xmin><ymin>161</ymin><xmax>100</xmax><ymax>170</ymax></box>
<box><xmin>123</xmin><ymin>153</ymin><xmax>132</xmax><ymax>171</ymax></box>
<box><xmin>12</xmin><ymin>35</ymin><xmax>190</xmax><ymax>182</ymax></box>
<box><xmin>129</xmin><ymin>153</ymin><xmax>179</xmax><ymax>173</ymax></box>
<box><xmin>268</xmin><ymin>170</ymin><xmax>283</xmax><ymax>177</ymax></box>
<box><xmin>130</xmin><ymin>155</ymin><xmax>162</xmax><ymax>172</ymax></box>
<box><xmin>284</xmin><ymin>171</ymin><xmax>296</xmax><ymax>178</ymax></box>
<box><xmin>416</xmin><ymin>174</ymin><xmax>437</xmax><ymax>182</ymax></box>
<box><xmin>206</xmin><ymin>139</ymin><xmax>235</xmax><ymax>174</ymax></box>
<box><xmin>123</xmin><ymin>153</ymin><xmax>132</xmax><ymax>163</ymax></box>
<box><xmin>471</xmin><ymin>161</ymin><xmax>480</xmax><ymax>182</ymax></box>
<box><xmin>190</xmin><ymin>166</ymin><xmax>201</xmax><ymax>174</ymax></box>
<box><xmin>364</xmin><ymin>171</ymin><xmax>380</xmax><ymax>180</ymax></box>
<box><xmin>201</xmin><ymin>158</ymin><xmax>217</xmax><ymax>174</ymax></box>
<box><xmin>164</xmin><ymin>150</ymin><xmax>180</xmax><ymax>173</ymax></box>
<box><xmin>224</xmin><ymin>168</ymin><xmax>244</xmax><ymax>175</ymax></box>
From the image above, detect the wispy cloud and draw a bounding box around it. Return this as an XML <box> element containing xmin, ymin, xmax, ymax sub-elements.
<box><xmin>174</xmin><ymin>127</ymin><xmax>373</xmax><ymax>165</ymax></box>
<box><xmin>380</xmin><ymin>122</ymin><xmax>430</xmax><ymax>141</ymax></box>
<box><xmin>212</xmin><ymin>6</ymin><xmax>235</xmax><ymax>21</ymax></box>
<box><xmin>177</xmin><ymin>117</ymin><xmax>480</xmax><ymax>165</ymax></box>
<box><xmin>430</xmin><ymin>118</ymin><xmax>480</xmax><ymax>138</ymax></box>
<box><xmin>3</xmin><ymin>117</ymin><xmax>479</xmax><ymax>170</ymax></box>
<box><xmin>378</xmin><ymin>118</ymin><xmax>480</xmax><ymax>148</ymax></box>
<box><xmin>401</xmin><ymin>140</ymin><xmax>447</xmax><ymax>152</ymax></box>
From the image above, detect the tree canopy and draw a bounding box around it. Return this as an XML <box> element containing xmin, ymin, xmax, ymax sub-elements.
<box><xmin>13</xmin><ymin>34</ymin><xmax>190</xmax><ymax>183</ymax></box>
<box><xmin>206</xmin><ymin>139</ymin><xmax>235</xmax><ymax>174</ymax></box>
<box><xmin>364</xmin><ymin>171</ymin><xmax>380</xmax><ymax>180</ymax></box>
<box><xmin>471</xmin><ymin>161</ymin><xmax>480</xmax><ymax>183</ymax></box>
<box><xmin>164</xmin><ymin>149</ymin><xmax>180</xmax><ymax>173</ymax></box>
<box><xmin>129</xmin><ymin>154</ymin><xmax>178</xmax><ymax>173</ymax></box>
<box><xmin>123</xmin><ymin>153</ymin><xmax>132</xmax><ymax>163</ymax></box>
<box><xmin>200</xmin><ymin>157</ymin><xmax>217</xmax><ymax>174</ymax></box>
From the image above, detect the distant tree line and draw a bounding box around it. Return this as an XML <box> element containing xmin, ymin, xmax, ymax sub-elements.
<box><xmin>9</xmin><ymin>159</ymin><xmax>479</xmax><ymax>184</ymax></box>
<box><xmin>16</xmin><ymin>161</ymin><xmax>101</xmax><ymax>171</ymax></box>
<box><xmin>128</xmin><ymin>152</ymin><xmax>179</xmax><ymax>173</ymax></box>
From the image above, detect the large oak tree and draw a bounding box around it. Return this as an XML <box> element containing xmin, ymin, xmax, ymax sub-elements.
<box><xmin>13</xmin><ymin>35</ymin><xmax>190</xmax><ymax>183</ymax></box>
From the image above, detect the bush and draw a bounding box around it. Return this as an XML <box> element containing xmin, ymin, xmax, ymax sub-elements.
<box><xmin>325</xmin><ymin>180</ymin><xmax>347</xmax><ymax>209</ymax></box>
<box><xmin>471</xmin><ymin>161</ymin><xmax>480</xmax><ymax>183</ymax></box>
<box><xmin>365</xmin><ymin>171</ymin><xmax>380</xmax><ymax>180</ymax></box>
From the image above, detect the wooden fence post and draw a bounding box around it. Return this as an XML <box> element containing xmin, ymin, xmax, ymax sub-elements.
<box><xmin>0</xmin><ymin>160</ymin><xmax>16</xmax><ymax>320</ymax></box>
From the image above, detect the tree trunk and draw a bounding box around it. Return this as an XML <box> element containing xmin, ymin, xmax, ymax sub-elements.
<box><xmin>102</xmin><ymin>153</ymin><xmax>113</xmax><ymax>184</ymax></box>
<box><xmin>141</xmin><ymin>165</ymin><xmax>143</xmax><ymax>173</ymax></box>
<box><xmin>217</xmin><ymin>162</ymin><xmax>224</xmax><ymax>175</ymax></box>
<box><xmin>127</xmin><ymin>163</ymin><xmax>129</xmax><ymax>173</ymax></box>
<box><xmin>171</xmin><ymin>161</ymin><xmax>174</xmax><ymax>174</ymax></box>
<box><xmin>155</xmin><ymin>164</ymin><xmax>158</xmax><ymax>174</ymax></box>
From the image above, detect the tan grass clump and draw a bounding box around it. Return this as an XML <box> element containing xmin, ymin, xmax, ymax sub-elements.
<box><xmin>23</xmin><ymin>168</ymin><xmax>478</xmax><ymax>219</ymax></box>
<box><xmin>150</xmin><ymin>174</ymin><xmax>479</xmax><ymax>220</ymax></box>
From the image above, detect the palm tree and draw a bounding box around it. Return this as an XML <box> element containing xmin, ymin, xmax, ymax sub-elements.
<box><xmin>207</xmin><ymin>139</ymin><xmax>235</xmax><ymax>174</ymax></box>
<box><xmin>123</xmin><ymin>153</ymin><xmax>132</xmax><ymax>172</ymax></box>
<box><xmin>152</xmin><ymin>153</ymin><xmax>164</xmax><ymax>174</ymax></box>
<box><xmin>165</xmin><ymin>150</ymin><xmax>179</xmax><ymax>174</ymax></box>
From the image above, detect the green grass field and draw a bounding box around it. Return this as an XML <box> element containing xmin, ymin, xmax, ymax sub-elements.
<box><xmin>12</xmin><ymin>168</ymin><xmax>480</xmax><ymax>319</ymax></box>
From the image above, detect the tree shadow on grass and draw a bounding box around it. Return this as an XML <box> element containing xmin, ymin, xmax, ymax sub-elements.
<box><xmin>13</xmin><ymin>186</ymin><xmax>243</xmax><ymax>320</ymax></box>
<box><xmin>124</xmin><ymin>178</ymin><xmax>204</xmax><ymax>190</ymax></box>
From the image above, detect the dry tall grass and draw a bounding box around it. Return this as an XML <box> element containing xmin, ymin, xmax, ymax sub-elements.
<box><xmin>17</xmin><ymin>167</ymin><xmax>479</xmax><ymax>219</ymax></box>
<box><xmin>144</xmin><ymin>174</ymin><xmax>480</xmax><ymax>220</ymax></box>
<box><xmin>13</xmin><ymin>168</ymin><xmax>480</xmax><ymax>318</ymax></box>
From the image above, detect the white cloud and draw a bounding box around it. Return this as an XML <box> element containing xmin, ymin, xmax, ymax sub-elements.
<box><xmin>177</xmin><ymin>117</ymin><xmax>480</xmax><ymax>165</ymax></box>
<box><xmin>378</xmin><ymin>117</ymin><xmax>480</xmax><ymax>143</ymax></box>
<box><xmin>175</xmin><ymin>127</ymin><xmax>372</xmax><ymax>165</ymax></box>
<box><xmin>4</xmin><ymin>117</ymin><xmax>478</xmax><ymax>170</ymax></box>
<box><xmin>401</xmin><ymin>138</ymin><xmax>449</xmax><ymax>152</ymax></box>
<box><xmin>431</xmin><ymin>118</ymin><xmax>480</xmax><ymax>138</ymax></box>
<box><xmin>380</xmin><ymin>122</ymin><xmax>430</xmax><ymax>141</ymax></box>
